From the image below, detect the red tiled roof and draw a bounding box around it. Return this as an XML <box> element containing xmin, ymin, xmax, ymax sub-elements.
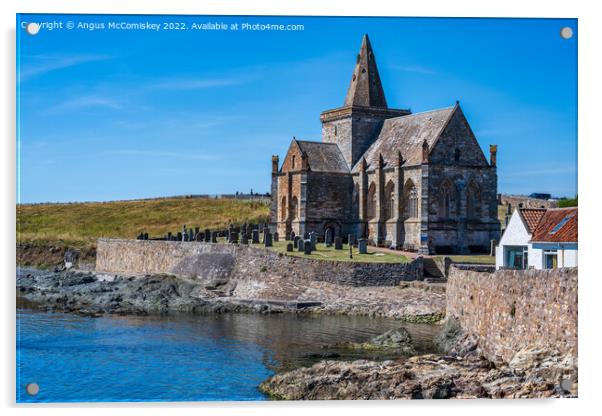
<box><xmin>530</xmin><ymin>207</ymin><xmax>578</xmax><ymax>243</ymax></box>
<box><xmin>518</xmin><ymin>208</ymin><xmax>547</xmax><ymax>234</ymax></box>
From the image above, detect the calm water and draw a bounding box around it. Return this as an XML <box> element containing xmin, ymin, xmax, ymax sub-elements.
<box><xmin>17</xmin><ymin>309</ymin><xmax>439</xmax><ymax>403</ymax></box>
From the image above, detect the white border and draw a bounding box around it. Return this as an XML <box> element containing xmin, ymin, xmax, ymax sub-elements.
<box><xmin>2</xmin><ymin>1</ymin><xmax>601</xmax><ymax>415</ymax></box>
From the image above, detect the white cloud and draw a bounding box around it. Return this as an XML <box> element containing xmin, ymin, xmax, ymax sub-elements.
<box><xmin>19</xmin><ymin>54</ymin><xmax>113</xmax><ymax>81</ymax></box>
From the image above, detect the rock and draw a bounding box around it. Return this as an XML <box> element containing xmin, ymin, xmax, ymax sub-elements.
<box><xmin>371</xmin><ymin>328</ymin><xmax>413</xmax><ymax>349</ymax></box>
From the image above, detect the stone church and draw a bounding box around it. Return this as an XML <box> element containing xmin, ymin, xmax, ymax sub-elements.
<box><xmin>269</xmin><ymin>35</ymin><xmax>501</xmax><ymax>254</ymax></box>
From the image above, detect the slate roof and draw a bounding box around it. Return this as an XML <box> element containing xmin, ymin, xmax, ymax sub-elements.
<box><xmin>530</xmin><ymin>207</ymin><xmax>578</xmax><ymax>243</ymax></box>
<box><xmin>518</xmin><ymin>208</ymin><xmax>547</xmax><ymax>234</ymax></box>
<box><xmin>296</xmin><ymin>140</ymin><xmax>349</xmax><ymax>173</ymax></box>
<box><xmin>351</xmin><ymin>106</ymin><xmax>455</xmax><ymax>172</ymax></box>
<box><xmin>343</xmin><ymin>34</ymin><xmax>388</xmax><ymax>108</ymax></box>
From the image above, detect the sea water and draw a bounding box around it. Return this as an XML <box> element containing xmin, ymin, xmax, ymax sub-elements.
<box><xmin>16</xmin><ymin>309</ymin><xmax>438</xmax><ymax>402</ymax></box>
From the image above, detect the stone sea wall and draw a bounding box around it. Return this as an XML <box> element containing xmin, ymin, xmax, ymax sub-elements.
<box><xmin>96</xmin><ymin>239</ymin><xmax>423</xmax><ymax>287</ymax></box>
<box><xmin>446</xmin><ymin>266</ymin><xmax>577</xmax><ymax>363</ymax></box>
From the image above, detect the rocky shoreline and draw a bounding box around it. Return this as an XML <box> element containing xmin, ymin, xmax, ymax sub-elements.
<box><xmin>16</xmin><ymin>267</ymin><xmax>445</xmax><ymax>321</ymax></box>
<box><xmin>260</xmin><ymin>319</ymin><xmax>578</xmax><ymax>399</ymax></box>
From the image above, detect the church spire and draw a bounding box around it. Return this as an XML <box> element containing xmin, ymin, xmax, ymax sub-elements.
<box><xmin>343</xmin><ymin>34</ymin><xmax>388</xmax><ymax>108</ymax></box>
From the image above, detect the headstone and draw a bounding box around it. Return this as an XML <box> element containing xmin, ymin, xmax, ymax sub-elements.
<box><xmin>309</xmin><ymin>232</ymin><xmax>317</xmax><ymax>250</ymax></box>
<box><xmin>334</xmin><ymin>236</ymin><xmax>343</xmax><ymax>250</ymax></box>
<box><xmin>196</xmin><ymin>232</ymin><xmax>203</xmax><ymax>242</ymax></box>
<box><xmin>262</xmin><ymin>227</ymin><xmax>270</xmax><ymax>243</ymax></box>
<box><xmin>358</xmin><ymin>239</ymin><xmax>368</xmax><ymax>254</ymax></box>
<box><xmin>188</xmin><ymin>229</ymin><xmax>194</xmax><ymax>242</ymax></box>
<box><xmin>229</xmin><ymin>232</ymin><xmax>238</xmax><ymax>244</ymax></box>
<box><xmin>325</xmin><ymin>229</ymin><xmax>333</xmax><ymax>247</ymax></box>
<box><xmin>194</xmin><ymin>227</ymin><xmax>200</xmax><ymax>236</ymax></box>
<box><xmin>290</xmin><ymin>231</ymin><xmax>296</xmax><ymax>241</ymax></box>
<box><xmin>348</xmin><ymin>234</ymin><xmax>357</xmax><ymax>247</ymax></box>
<box><xmin>167</xmin><ymin>232</ymin><xmax>172</xmax><ymax>241</ymax></box>
<box><xmin>273</xmin><ymin>232</ymin><xmax>279</xmax><ymax>242</ymax></box>
<box><xmin>241</xmin><ymin>233</ymin><xmax>249</xmax><ymax>244</ymax></box>
<box><xmin>183</xmin><ymin>233</ymin><xmax>189</xmax><ymax>242</ymax></box>
<box><xmin>143</xmin><ymin>233</ymin><xmax>148</xmax><ymax>240</ymax></box>
<box><xmin>204</xmin><ymin>229</ymin><xmax>211</xmax><ymax>242</ymax></box>
<box><xmin>297</xmin><ymin>238</ymin><xmax>304</xmax><ymax>251</ymax></box>
<box><xmin>303</xmin><ymin>240</ymin><xmax>312</xmax><ymax>255</ymax></box>
<box><xmin>252</xmin><ymin>229</ymin><xmax>260</xmax><ymax>244</ymax></box>
<box><xmin>286</xmin><ymin>243</ymin><xmax>294</xmax><ymax>252</ymax></box>
<box><xmin>303</xmin><ymin>232</ymin><xmax>309</xmax><ymax>240</ymax></box>
<box><xmin>177</xmin><ymin>232</ymin><xmax>182</xmax><ymax>241</ymax></box>
<box><xmin>293</xmin><ymin>236</ymin><xmax>300</xmax><ymax>248</ymax></box>
<box><xmin>210</xmin><ymin>231</ymin><xmax>218</xmax><ymax>243</ymax></box>
<box><xmin>264</xmin><ymin>232</ymin><xmax>273</xmax><ymax>247</ymax></box>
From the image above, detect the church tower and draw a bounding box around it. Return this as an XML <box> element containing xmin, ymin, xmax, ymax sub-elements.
<box><xmin>321</xmin><ymin>34</ymin><xmax>410</xmax><ymax>168</ymax></box>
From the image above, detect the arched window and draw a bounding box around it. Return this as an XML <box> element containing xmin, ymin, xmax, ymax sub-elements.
<box><xmin>439</xmin><ymin>180</ymin><xmax>456</xmax><ymax>219</ymax></box>
<box><xmin>291</xmin><ymin>155</ymin><xmax>296</xmax><ymax>170</ymax></box>
<box><xmin>467</xmin><ymin>182</ymin><xmax>481</xmax><ymax>219</ymax></box>
<box><xmin>290</xmin><ymin>196</ymin><xmax>299</xmax><ymax>220</ymax></box>
<box><xmin>281</xmin><ymin>196</ymin><xmax>287</xmax><ymax>221</ymax></box>
<box><xmin>404</xmin><ymin>181</ymin><xmax>418</xmax><ymax>219</ymax></box>
<box><xmin>384</xmin><ymin>180</ymin><xmax>395</xmax><ymax>220</ymax></box>
<box><xmin>367</xmin><ymin>182</ymin><xmax>376</xmax><ymax>219</ymax></box>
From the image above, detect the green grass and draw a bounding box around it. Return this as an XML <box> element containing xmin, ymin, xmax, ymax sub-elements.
<box><xmin>17</xmin><ymin>197</ymin><xmax>270</xmax><ymax>249</ymax></box>
<box><xmin>267</xmin><ymin>240</ymin><xmax>409</xmax><ymax>263</ymax></box>
<box><xmin>438</xmin><ymin>254</ymin><xmax>496</xmax><ymax>265</ymax></box>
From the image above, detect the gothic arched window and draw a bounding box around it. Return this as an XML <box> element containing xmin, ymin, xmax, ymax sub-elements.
<box><xmin>384</xmin><ymin>180</ymin><xmax>395</xmax><ymax>220</ymax></box>
<box><xmin>404</xmin><ymin>181</ymin><xmax>418</xmax><ymax>219</ymax></box>
<box><xmin>367</xmin><ymin>182</ymin><xmax>377</xmax><ymax>219</ymax></box>
<box><xmin>439</xmin><ymin>180</ymin><xmax>456</xmax><ymax>219</ymax></box>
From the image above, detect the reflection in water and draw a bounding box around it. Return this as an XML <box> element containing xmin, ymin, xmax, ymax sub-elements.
<box><xmin>17</xmin><ymin>309</ymin><xmax>439</xmax><ymax>403</ymax></box>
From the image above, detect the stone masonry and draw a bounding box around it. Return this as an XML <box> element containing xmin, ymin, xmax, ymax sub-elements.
<box><xmin>446</xmin><ymin>266</ymin><xmax>577</xmax><ymax>364</ymax></box>
<box><xmin>96</xmin><ymin>238</ymin><xmax>424</xmax><ymax>287</ymax></box>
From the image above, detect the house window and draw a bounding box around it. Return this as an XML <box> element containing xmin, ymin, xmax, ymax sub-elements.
<box><xmin>504</xmin><ymin>246</ymin><xmax>528</xmax><ymax>269</ymax></box>
<box><xmin>544</xmin><ymin>250</ymin><xmax>558</xmax><ymax>269</ymax></box>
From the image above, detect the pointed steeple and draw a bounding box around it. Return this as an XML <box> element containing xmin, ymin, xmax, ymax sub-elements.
<box><xmin>343</xmin><ymin>34</ymin><xmax>388</xmax><ymax>108</ymax></box>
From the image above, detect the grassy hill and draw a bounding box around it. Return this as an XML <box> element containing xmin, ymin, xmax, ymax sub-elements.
<box><xmin>17</xmin><ymin>197</ymin><xmax>270</xmax><ymax>249</ymax></box>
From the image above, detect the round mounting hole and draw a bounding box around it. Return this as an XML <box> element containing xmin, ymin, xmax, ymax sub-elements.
<box><xmin>26</xmin><ymin>383</ymin><xmax>39</xmax><ymax>396</ymax></box>
<box><xmin>26</xmin><ymin>22</ymin><xmax>40</xmax><ymax>36</ymax></box>
<box><xmin>560</xmin><ymin>27</ymin><xmax>573</xmax><ymax>40</ymax></box>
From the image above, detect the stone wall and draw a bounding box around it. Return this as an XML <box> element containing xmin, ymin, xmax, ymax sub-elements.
<box><xmin>96</xmin><ymin>239</ymin><xmax>423</xmax><ymax>287</ymax></box>
<box><xmin>446</xmin><ymin>266</ymin><xmax>577</xmax><ymax>363</ymax></box>
<box><xmin>500</xmin><ymin>194</ymin><xmax>558</xmax><ymax>209</ymax></box>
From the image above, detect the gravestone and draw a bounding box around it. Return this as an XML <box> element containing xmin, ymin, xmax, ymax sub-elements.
<box><xmin>358</xmin><ymin>239</ymin><xmax>368</xmax><ymax>254</ymax></box>
<box><xmin>177</xmin><ymin>232</ymin><xmax>182</xmax><ymax>241</ymax></box>
<box><xmin>273</xmin><ymin>232</ymin><xmax>279</xmax><ymax>242</ymax></box>
<box><xmin>264</xmin><ymin>232</ymin><xmax>273</xmax><ymax>247</ymax></box>
<box><xmin>348</xmin><ymin>234</ymin><xmax>357</xmax><ymax>247</ymax></box>
<box><xmin>167</xmin><ymin>232</ymin><xmax>172</xmax><ymax>241</ymax></box>
<box><xmin>210</xmin><ymin>231</ymin><xmax>218</xmax><ymax>243</ymax></box>
<box><xmin>325</xmin><ymin>229</ymin><xmax>333</xmax><ymax>247</ymax></box>
<box><xmin>252</xmin><ymin>230</ymin><xmax>260</xmax><ymax>244</ymax></box>
<box><xmin>303</xmin><ymin>240</ymin><xmax>312</xmax><ymax>255</ymax></box>
<box><xmin>194</xmin><ymin>227</ymin><xmax>200</xmax><ymax>236</ymax></box>
<box><xmin>297</xmin><ymin>238</ymin><xmax>304</xmax><ymax>251</ymax></box>
<box><xmin>303</xmin><ymin>232</ymin><xmax>309</xmax><ymax>240</ymax></box>
<box><xmin>204</xmin><ymin>229</ymin><xmax>211</xmax><ymax>242</ymax></box>
<box><xmin>196</xmin><ymin>232</ymin><xmax>203</xmax><ymax>242</ymax></box>
<box><xmin>290</xmin><ymin>231</ymin><xmax>296</xmax><ymax>242</ymax></box>
<box><xmin>334</xmin><ymin>236</ymin><xmax>343</xmax><ymax>250</ymax></box>
<box><xmin>286</xmin><ymin>243</ymin><xmax>293</xmax><ymax>252</ymax></box>
<box><xmin>241</xmin><ymin>233</ymin><xmax>249</xmax><ymax>245</ymax></box>
<box><xmin>143</xmin><ymin>233</ymin><xmax>148</xmax><ymax>240</ymax></box>
<box><xmin>293</xmin><ymin>236</ymin><xmax>300</xmax><ymax>248</ymax></box>
<box><xmin>309</xmin><ymin>232</ymin><xmax>317</xmax><ymax>250</ymax></box>
<box><xmin>188</xmin><ymin>229</ymin><xmax>194</xmax><ymax>242</ymax></box>
<box><xmin>229</xmin><ymin>232</ymin><xmax>239</xmax><ymax>244</ymax></box>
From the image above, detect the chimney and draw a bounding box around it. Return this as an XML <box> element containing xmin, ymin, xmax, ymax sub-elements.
<box><xmin>490</xmin><ymin>144</ymin><xmax>498</xmax><ymax>167</ymax></box>
<box><xmin>271</xmin><ymin>155</ymin><xmax>279</xmax><ymax>174</ymax></box>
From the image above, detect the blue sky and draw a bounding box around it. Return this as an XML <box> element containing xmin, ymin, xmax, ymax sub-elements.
<box><xmin>17</xmin><ymin>15</ymin><xmax>577</xmax><ymax>203</ymax></box>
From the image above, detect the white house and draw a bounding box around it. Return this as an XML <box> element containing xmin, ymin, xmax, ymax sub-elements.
<box><xmin>495</xmin><ymin>207</ymin><xmax>577</xmax><ymax>270</ymax></box>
